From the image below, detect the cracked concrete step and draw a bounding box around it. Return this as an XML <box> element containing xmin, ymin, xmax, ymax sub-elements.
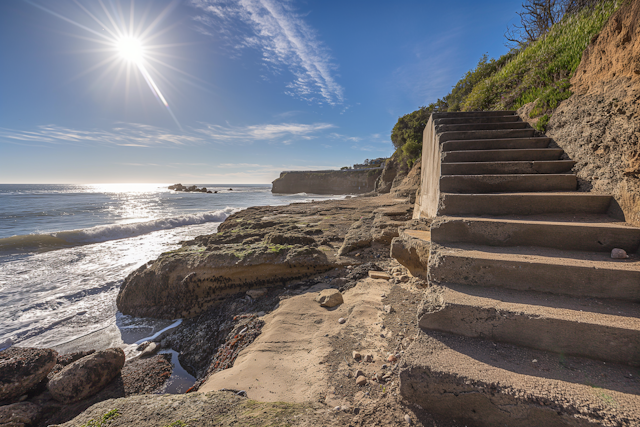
<box><xmin>435</xmin><ymin>122</ymin><xmax>531</xmax><ymax>133</ymax></box>
<box><xmin>434</xmin><ymin>116</ymin><xmax>522</xmax><ymax>125</ymax></box>
<box><xmin>418</xmin><ymin>284</ymin><xmax>640</xmax><ymax>366</ymax></box>
<box><xmin>430</xmin><ymin>216</ymin><xmax>640</xmax><ymax>253</ymax></box>
<box><xmin>399</xmin><ymin>331</ymin><xmax>640</xmax><ymax>427</ymax></box>
<box><xmin>439</xmin><ymin>129</ymin><xmax>536</xmax><ymax>143</ymax></box>
<box><xmin>440</xmin><ymin>173</ymin><xmax>577</xmax><ymax>193</ymax></box>
<box><xmin>442</xmin><ymin>148</ymin><xmax>564</xmax><ymax>163</ymax></box>
<box><xmin>442</xmin><ymin>137</ymin><xmax>550</xmax><ymax>152</ymax></box>
<box><xmin>433</xmin><ymin>111</ymin><xmax>516</xmax><ymax>119</ymax></box>
<box><xmin>438</xmin><ymin>192</ymin><xmax>613</xmax><ymax>216</ymax></box>
<box><xmin>428</xmin><ymin>243</ymin><xmax>640</xmax><ymax>301</ymax></box>
<box><xmin>441</xmin><ymin>160</ymin><xmax>576</xmax><ymax>175</ymax></box>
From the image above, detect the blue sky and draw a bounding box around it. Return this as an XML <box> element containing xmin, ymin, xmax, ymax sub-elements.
<box><xmin>0</xmin><ymin>0</ymin><xmax>519</xmax><ymax>184</ymax></box>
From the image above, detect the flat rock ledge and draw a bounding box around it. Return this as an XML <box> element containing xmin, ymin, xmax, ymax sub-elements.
<box><xmin>117</xmin><ymin>196</ymin><xmax>407</xmax><ymax>319</ymax></box>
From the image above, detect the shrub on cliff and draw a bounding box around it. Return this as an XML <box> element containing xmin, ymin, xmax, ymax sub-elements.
<box><xmin>391</xmin><ymin>0</ymin><xmax>621</xmax><ymax>143</ymax></box>
<box><xmin>462</xmin><ymin>0</ymin><xmax>620</xmax><ymax>128</ymax></box>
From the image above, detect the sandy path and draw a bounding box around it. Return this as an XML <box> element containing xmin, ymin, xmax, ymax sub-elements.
<box><xmin>199</xmin><ymin>278</ymin><xmax>390</xmax><ymax>402</ymax></box>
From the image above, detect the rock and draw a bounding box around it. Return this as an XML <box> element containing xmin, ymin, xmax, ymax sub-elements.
<box><xmin>352</xmin><ymin>351</ymin><xmax>361</xmax><ymax>360</ymax></box>
<box><xmin>0</xmin><ymin>402</ymin><xmax>39</xmax><ymax>426</ymax></box>
<box><xmin>47</xmin><ymin>348</ymin><xmax>125</xmax><ymax>403</ymax></box>
<box><xmin>355</xmin><ymin>369</ymin><xmax>364</xmax><ymax>378</ymax></box>
<box><xmin>373</xmin><ymin>373</ymin><xmax>384</xmax><ymax>382</ymax></box>
<box><xmin>383</xmin><ymin>305</ymin><xmax>394</xmax><ymax>314</ymax></box>
<box><xmin>390</xmin><ymin>227</ymin><xmax>431</xmax><ymax>279</ymax></box>
<box><xmin>404</xmin><ymin>414</ymin><xmax>412</xmax><ymax>424</ymax></box>
<box><xmin>329</xmin><ymin>278</ymin><xmax>348</xmax><ymax>287</ymax></box>
<box><xmin>139</xmin><ymin>342</ymin><xmax>158</xmax><ymax>358</ymax></box>
<box><xmin>0</xmin><ymin>347</ymin><xmax>58</xmax><ymax>401</ymax></box>
<box><xmin>399</xmin><ymin>275</ymin><xmax>410</xmax><ymax>282</ymax></box>
<box><xmin>338</xmin><ymin>318</ymin><xmax>346</xmax><ymax>324</ymax></box>
<box><xmin>611</xmin><ymin>248</ymin><xmax>629</xmax><ymax>259</ymax></box>
<box><xmin>246</xmin><ymin>288</ymin><xmax>267</xmax><ymax>299</ymax></box>
<box><xmin>368</xmin><ymin>271</ymin><xmax>391</xmax><ymax>280</ymax></box>
<box><xmin>364</xmin><ymin>354</ymin><xmax>374</xmax><ymax>363</ymax></box>
<box><xmin>48</xmin><ymin>350</ymin><xmax>96</xmax><ymax>379</ymax></box>
<box><xmin>388</xmin><ymin>354</ymin><xmax>398</xmax><ymax>363</ymax></box>
<box><xmin>355</xmin><ymin>376</ymin><xmax>367</xmax><ymax>386</ymax></box>
<box><xmin>314</xmin><ymin>289</ymin><xmax>343</xmax><ymax>308</ymax></box>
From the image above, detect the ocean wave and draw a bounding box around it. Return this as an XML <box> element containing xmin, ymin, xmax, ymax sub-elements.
<box><xmin>0</xmin><ymin>208</ymin><xmax>237</xmax><ymax>255</ymax></box>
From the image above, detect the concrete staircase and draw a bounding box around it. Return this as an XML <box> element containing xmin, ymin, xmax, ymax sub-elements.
<box><xmin>399</xmin><ymin>111</ymin><xmax>640</xmax><ymax>426</ymax></box>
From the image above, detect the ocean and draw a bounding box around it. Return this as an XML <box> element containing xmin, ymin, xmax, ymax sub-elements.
<box><xmin>0</xmin><ymin>183</ymin><xmax>343</xmax><ymax>392</ymax></box>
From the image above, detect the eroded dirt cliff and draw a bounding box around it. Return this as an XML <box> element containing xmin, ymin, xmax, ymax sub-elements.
<box><xmin>546</xmin><ymin>0</ymin><xmax>640</xmax><ymax>225</ymax></box>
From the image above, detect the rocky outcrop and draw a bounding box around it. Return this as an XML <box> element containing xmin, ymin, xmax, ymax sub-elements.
<box><xmin>271</xmin><ymin>169</ymin><xmax>381</xmax><ymax>194</ymax></box>
<box><xmin>337</xmin><ymin>204</ymin><xmax>414</xmax><ymax>256</ymax></box>
<box><xmin>168</xmin><ymin>184</ymin><xmax>213</xmax><ymax>193</ymax></box>
<box><xmin>543</xmin><ymin>0</ymin><xmax>640</xmax><ymax>226</ymax></box>
<box><xmin>117</xmin><ymin>196</ymin><xmax>403</xmax><ymax>319</ymax></box>
<box><xmin>47</xmin><ymin>348</ymin><xmax>125</xmax><ymax>404</ymax></box>
<box><xmin>0</xmin><ymin>347</ymin><xmax>57</xmax><ymax>401</ymax></box>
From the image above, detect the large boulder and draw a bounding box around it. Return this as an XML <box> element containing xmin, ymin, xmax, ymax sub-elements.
<box><xmin>0</xmin><ymin>347</ymin><xmax>58</xmax><ymax>401</ymax></box>
<box><xmin>0</xmin><ymin>402</ymin><xmax>39</xmax><ymax>427</ymax></box>
<box><xmin>47</xmin><ymin>348</ymin><xmax>125</xmax><ymax>404</ymax></box>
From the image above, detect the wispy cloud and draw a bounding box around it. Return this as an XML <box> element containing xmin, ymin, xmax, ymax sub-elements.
<box><xmin>195</xmin><ymin>122</ymin><xmax>334</xmax><ymax>142</ymax></box>
<box><xmin>0</xmin><ymin>123</ymin><xmax>206</xmax><ymax>148</ymax></box>
<box><xmin>329</xmin><ymin>132</ymin><xmax>362</xmax><ymax>143</ymax></box>
<box><xmin>190</xmin><ymin>0</ymin><xmax>344</xmax><ymax>105</ymax></box>
<box><xmin>0</xmin><ymin>121</ymin><xmax>335</xmax><ymax>147</ymax></box>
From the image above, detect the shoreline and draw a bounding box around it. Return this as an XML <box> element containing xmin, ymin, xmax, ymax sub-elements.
<box><xmin>1</xmin><ymin>161</ymin><xmax>423</xmax><ymax>426</ymax></box>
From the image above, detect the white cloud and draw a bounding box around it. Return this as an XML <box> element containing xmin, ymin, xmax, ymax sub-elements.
<box><xmin>0</xmin><ymin>123</ymin><xmax>206</xmax><ymax>148</ymax></box>
<box><xmin>0</xmin><ymin>121</ymin><xmax>335</xmax><ymax>147</ymax></box>
<box><xmin>195</xmin><ymin>122</ymin><xmax>334</xmax><ymax>142</ymax></box>
<box><xmin>190</xmin><ymin>0</ymin><xmax>344</xmax><ymax>105</ymax></box>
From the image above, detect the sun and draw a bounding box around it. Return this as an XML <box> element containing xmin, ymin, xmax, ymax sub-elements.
<box><xmin>116</xmin><ymin>37</ymin><xmax>144</xmax><ymax>64</ymax></box>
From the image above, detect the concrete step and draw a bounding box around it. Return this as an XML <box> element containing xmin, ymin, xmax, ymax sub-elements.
<box><xmin>428</xmin><ymin>243</ymin><xmax>640</xmax><ymax>301</ymax></box>
<box><xmin>442</xmin><ymin>137</ymin><xmax>550</xmax><ymax>152</ymax></box>
<box><xmin>440</xmin><ymin>174</ymin><xmax>577</xmax><ymax>193</ymax></box>
<box><xmin>442</xmin><ymin>148</ymin><xmax>564</xmax><ymax>163</ymax></box>
<box><xmin>418</xmin><ymin>284</ymin><xmax>640</xmax><ymax>366</ymax></box>
<box><xmin>437</xmin><ymin>192</ymin><xmax>613</xmax><ymax>216</ymax></box>
<box><xmin>399</xmin><ymin>331</ymin><xmax>640</xmax><ymax>427</ymax></box>
<box><xmin>432</xmin><ymin>111</ymin><xmax>516</xmax><ymax>119</ymax></box>
<box><xmin>441</xmin><ymin>160</ymin><xmax>575</xmax><ymax>176</ymax></box>
<box><xmin>439</xmin><ymin>129</ymin><xmax>536</xmax><ymax>143</ymax></box>
<box><xmin>434</xmin><ymin>116</ymin><xmax>522</xmax><ymax>125</ymax></box>
<box><xmin>435</xmin><ymin>122</ymin><xmax>530</xmax><ymax>133</ymax></box>
<box><xmin>430</xmin><ymin>216</ymin><xmax>640</xmax><ymax>252</ymax></box>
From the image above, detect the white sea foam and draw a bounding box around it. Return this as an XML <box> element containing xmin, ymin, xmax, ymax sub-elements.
<box><xmin>0</xmin><ymin>207</ymin><xmax>238</xmax><ymax>254</ymax></box>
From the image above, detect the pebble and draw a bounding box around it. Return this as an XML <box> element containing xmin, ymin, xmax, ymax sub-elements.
<box><xmin>388</xmin><ymin>354</ymin><xmax>398</xmax><ymax>362</ymax></box>
<box><xmin>352</xmin><ymin>351</ymin><xmax>361</xmax><ymax>360</ymax></box>
<box><xmin>356</xmin><ymin>375</ymin><xmax>367</xmax><ymax>386</ymax></box>
<box><xmin>611</xmin><ymin>248</ymin><xmax>629</xmax><ymax>259</ymax></box>
<box><xmin>383</xmin><ymin>305</ymin><xmax>395</xmax><ymax>314</ymax></box>
<box><xmin>381</xmin><ymin>364</ymin><xmax>388</xmax><ymax>369</ymax></box>
<box><xmin>355</xmin><ymin>369</ymin><xmax>365</xmax><ymax>378</ymax></box>
<box><xmin>338</xmin><ymin>318</ymin><xmax>346</xmax><ymax>324</ymax></box>
<box><xmin>364</xmin><ymin>354</ymin><xmax>374</xmax><ymax>362</ymax></box>
<box><xmin>399</xmin><ymin>275</ymin><xmax>410</xmax><ymax>283</ymax></box>
<box><xmin>334</xmin><ymin>406</ymin><xmax>341</xmax><ymax>411</ymax></box>
<box><xmin>404</xmin><ymin>414</ymin><xmax>412</xmax><ymax>424</ymax></box>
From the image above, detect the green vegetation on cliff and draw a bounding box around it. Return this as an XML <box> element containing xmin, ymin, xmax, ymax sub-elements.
<box><xmin>391</xmin><ymin>0</ymin><xmax>621</xmax><ymax>163</ymax></box>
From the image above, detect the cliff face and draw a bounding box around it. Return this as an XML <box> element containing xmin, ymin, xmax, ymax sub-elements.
<box><xmin>271</xmin><ymin>169</ymin><xmax>381</xmax><ymax>194</ymax></box>
<box><xmin>545</xmin><ymin>0</ymin><xmax>640</xmax><ymax>225</ymax></box>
